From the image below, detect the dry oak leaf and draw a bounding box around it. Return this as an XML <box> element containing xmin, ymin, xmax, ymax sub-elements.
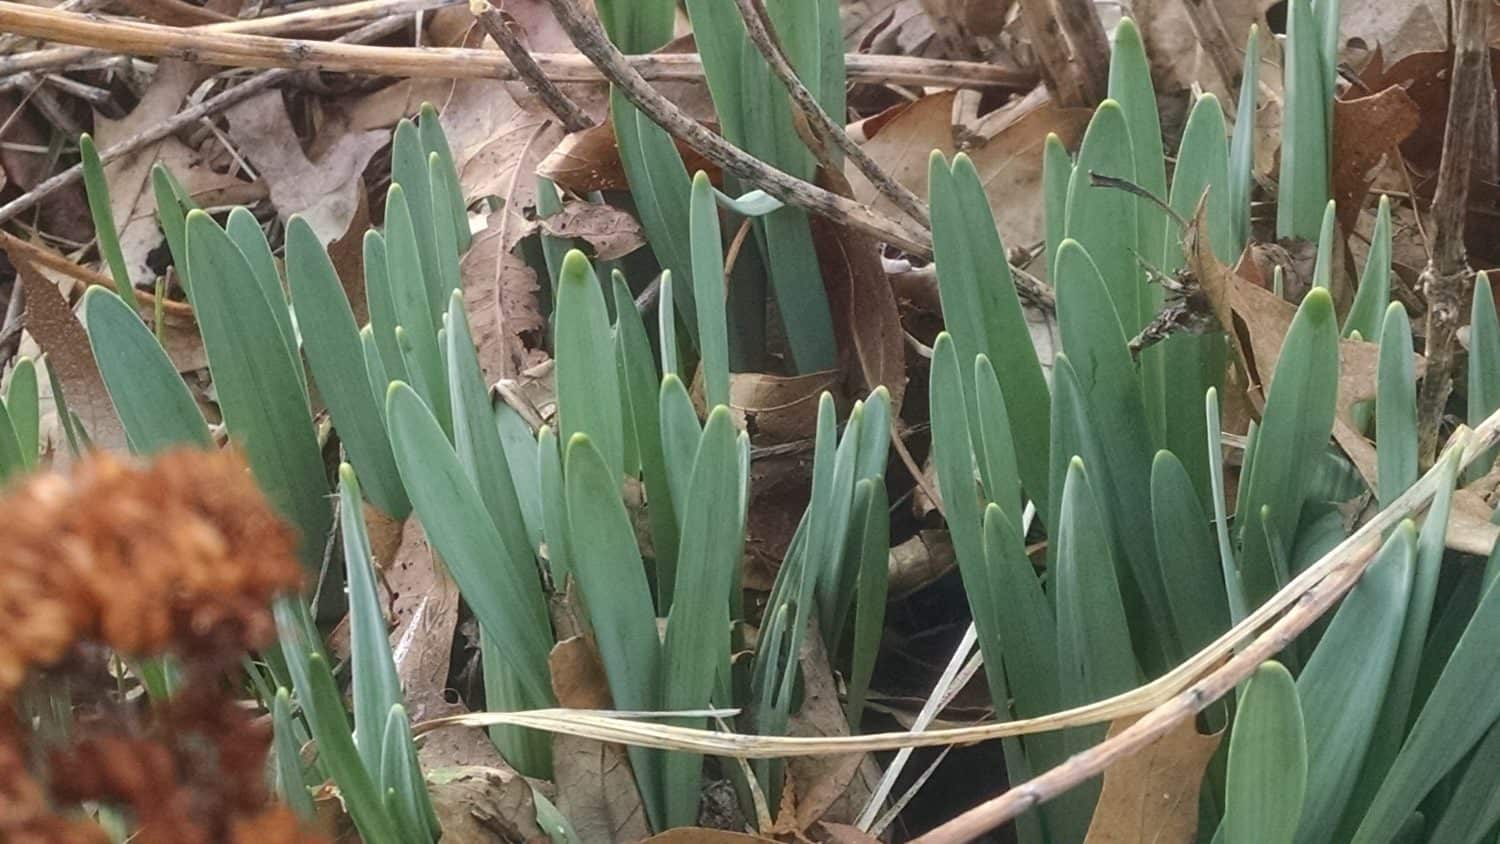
<box><xmin>541</xmin><ymin>200</ymin><xmax>647</xmax><ymax>260</ymax></box>
<box><xmin>226</xmin><ymin>90</ymin><xmax>385</xmax><ymax>246</ymax></box>
<box><xmin>1082</xmin><ymin>716</ymin><xmax>1223</xmax><ymax>844</ymax></box>
<box><xmin>1331</xmin><ymin>85</ymin><xmax>1420</xmax><ymax>235</ymax></box>
<box><xmin>384</xmin><ymin>516</ymin><xmax>461</xmax><ymax>723</ymax></box>
<box><xmin>9</xmin><ymin>254</ymin><xmax>129</xmax><ymax>453</ymax></box>
<box><xmin>462</xmin><ymin>209</ymin><xmax>548</xmax><ymax>382</ymax></box>
<box><xmin>848</xmin><ymin>88</ymin><xmax>1089</xmax><ymax>253</ymax></box>
<box><xmin>549</xmin><ymin>636</ymin><xmax>652</xmax><ymax>844</ymax></box>
<box><xmin>95</xmin><ymin>60</ymin><xmax>257</xmax><ymax>288</ymax></box>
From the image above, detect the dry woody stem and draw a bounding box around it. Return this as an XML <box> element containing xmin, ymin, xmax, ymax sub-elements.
<box><xmin>540</xmin><ymin>0</ymin><xmax>933</xmax><ymax>255</ymax></box>
<box><xmin>1416</xmin><ymin>0</ymin><xmax>1495</xmax><ymax>464</ymax></box>
<box><xmin>471</xmin><ymin>0</ymin><xmax>593</xmax><ymax>133</ymax></box>
<box><xmin>0</xmin><ymin>14</ymin><xmax>409</xmax><ymax>228</ymax></box>
<box><xmin>0</xmin><ymin>0</ymin><xmax>1034</xmax><ymax>89</ymax></box>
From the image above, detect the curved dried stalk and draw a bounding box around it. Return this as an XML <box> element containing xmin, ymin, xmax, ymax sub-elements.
<box><xmin>414</xmin><ymin>411</ymin><xmax>1500</xmax><ymax>763</ymax></box>
<box><xmin>0</xmin><ymin>0</ymin><xmax>1033</xmax><ymax>91</ymax></box>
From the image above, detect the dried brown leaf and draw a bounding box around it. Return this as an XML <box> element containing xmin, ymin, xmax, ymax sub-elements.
<box><xmin>639</xmin><ymin>830</ymin><xmax>777</xmax><ymax>843</ymax></box>
<box><xmin>1331</xmin><ymin>86</ymin><xmax>1420</xmax><ymax>234</ymax></box>
<box><xmin>549</xmin><ymin>636</ymin><xmax>652</xmax><ymax>844</ymax></box>
<box><xmin>849</xmin><ymin>89</ymin><xmax>1089</xmax><ymax>253</ymax></box>
<box><xmin>93</xmin><ymin>60</ymin><xmax>252</xmax><ymax>287</ymax></box>
<box><xmin>427</xmin><ymin>765</ymin><xmax>544</xmax><ymax>843</ymax></box>
<box><xmin>9</xmin><ymin>254</ymin><xmax>127</xmax><ymax>452</ymax></box>
<box><xmin>786</xmin><ymin>621</ymin><xmax>880</xmax><ymax>831</ymax></box>
<box><xmin>813</xmin><ymin>216</ymin><xmax>907</xmax><ymax>417</ymax></box>
<box><xmin>1448</xmin><ymin>488</ymin><xmax>1499</xmax><ymax>556</ymax></box>
<box><xmin>225</xmin><ymin>91</ymin><xmax>384</xmax><ymax>246</ymax></box>
<box><xmin>385</xmin><ymin>517</ymin><xmax>461</xmax><ymax>722</ymax></box>
<box><xmin>537</xmin><ymin>119</ymin><xmax>719</xmax><ymax>196</ymax></box>
<box><xmin>540</xmin><ymin>200</ymin><xmax>646</xmax><ymax>261</ymax></box>
<box><xmin>461</xmin><ymin>209</ymin><xmax>547</xmax><ymax>382</ymax></box>
<box><xmin>1082</xmin><ymin>716</ymin><xmax>1223</xmax><ymax>844</ymax></box>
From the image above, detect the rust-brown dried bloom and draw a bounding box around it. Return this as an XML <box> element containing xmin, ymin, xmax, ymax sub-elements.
<box><xmin>0</xmin><ymin>449</ymin><xmax>304</xmax><ymax>692</ymax></box>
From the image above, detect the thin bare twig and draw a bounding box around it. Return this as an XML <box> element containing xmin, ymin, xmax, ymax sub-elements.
<box><xmin>1053</xmin><ymin>0</ymin><xmax>1110</xmax><ymax>104</ymax></box>
<box><xmin>540</xmin><ymin>0</ymin><xmax>932</xmax><ymax>255</ymax></box>
<box><xmin>1416</xmin><ymin>0</ymin><xmax>1494</xmax><ymax>465</ymax></box>
<box><xmin>470</xmin><ymin>0</ymin><xmax>592</xmax><ymax>133</ymax></box>
<box><xmin>0</xmin><ymin>0</ymin><xmax>461</xmax><ymax>77</ymax></box>
<box><xmin>1179</xmin><ymin>0</ymin><xmax>1242</xmax><ymax>103</ymax></box>
<box><xmin>1016</xmin><ymin>0</ymin><xmax>1088</xmax><ymax>106</ymax></box>
<box><xmin>732</xmin><ymin>0</ymin><xmax>929</xmax><ymax>228</ymax></box>
<box><xmin>0</xmin><ymin>1</ymin><xmax>1035</xmax><ymax>90</ymax></box>
<box><xmin>0</xmin><ymin>15</ymin><xmax>408</xmax><ymax>228</ymax></box>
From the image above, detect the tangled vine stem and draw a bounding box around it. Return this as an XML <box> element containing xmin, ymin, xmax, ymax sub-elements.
<box><xmin>1416</xmin><ymin>0</ymin><xmax>1495</xmax><ymax>465</ymax></box>
<box><xmin>539</xmin><ymin>0</ymin><xmax>933</xmax><ymax>256</ymax></box>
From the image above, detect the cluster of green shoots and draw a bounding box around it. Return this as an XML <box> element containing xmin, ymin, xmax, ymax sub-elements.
<box><xmin>923</xmin><ymin>9</ymin><xmax>1500</xmax><ymax>844</ymax></box>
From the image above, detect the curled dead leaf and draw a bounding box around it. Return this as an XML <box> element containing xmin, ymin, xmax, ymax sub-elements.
<box><xmin>226</xmin><ymin>90</ymin><xmax>386</xmax><ymax>246</ymax></box>
<box><xmin>1331</xmin><ymin>86</ymin><xmax>1420</xmax><ymax>235</ymax></box>
<box><xmin>461</xmin><ymin>209</ymin><xmax>548</xmax><ymax>382</ymax></box>
<box><xmin>1082</xmin><ymin>716</ymin><xmax>1223</xmax><ymax>844</ymax></box>
<box><xmin>540</xmin><ymin>200</ymin><xmax>647</xmax><ymax>261</ymax></box>
<box><xmin>9</xmin><ymin>253</ymin><xmax>128</xmax><ymax>453</ymax></box>
<box><xmin>537</xmin><ymin>119</ymin><xmax>719</xmax><ymax>195</ymax></box>
<box><xmin>549</xmin><ymin>636</ymin><xmax>652</xmax><ymax>844</ymax></box>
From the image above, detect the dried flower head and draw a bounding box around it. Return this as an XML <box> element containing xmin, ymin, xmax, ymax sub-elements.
<box><xmin>0</xmin><ymin>449</ymin><xmax>304</xmax><ymax>692</ymax></box>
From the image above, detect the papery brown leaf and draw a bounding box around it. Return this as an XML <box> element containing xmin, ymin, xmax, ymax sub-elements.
<box><xmin>849</xmin><ymin>88</ymin><xmax>1089</xmax><ymax>253</ymax></box>
<box><xmin>1082</xmin><ymin>716</ymin><xmax>1223</xmax><ymax>844</ymax></box>
<box><xmin>1362</xmin><ymin>47</ymin><xmax>1500</xmax><ymax>179</ymax></box>
<box><xmin>10</xmin><ymin>255</ymin><xmax>128</xmax><ymax>453</ymax></box>
<box><xmin>461</xmin><ymin>209</ymin><xmax>548</xmax><ymax>382</ymax></box>
<box><xmin>385</xmin><ymin>517</ymin><xmax>461</xmax><ymax>722</ymax></box>
<box><xmin>537</xmin><ymin>119</ymin><xmax>720</xmax><ymax>195</ymax></box>
<box><xmin>426</xmin><ymin>765</ymin><xmax>545</xmax><ymax>843</ymax></box>
<box><xmin>812</xmin><ymin>216</ymin><xmax>907</xmax><ymax>418</ymax></box>
<box><xmin>0</xmin><ymin>92</ymin><xmax>90</xmax><ymax>244</ymax></box>
<box><xmin>225</xmin><ymin>90</ymin><xmax>385</xmax><ymax>246</ymax></box>
<box><xmin>729</xmin><ymin>370</ymin><xmax>843</xmax><ymax>443</ymax></box>
<box><xmin>1228</xmin><ymin>274</ymin><xmax>1424</xmax><ymax>486</ymax></box>
<box><xmin>1448</xmin><ymin>488</ymin><xmax>1500</xmax><ymax>556</ymax></box>
<box><xmin>1331</xmin><ymin>86</ymin><xmax>1420</xmax><ymax>234</ymax></box>
<box><xmin>94</xmin><ymin>59</ymin><xmax>255</xmax><ymax>287</ymax></box>
<box><xmin>888</xmin><ymin>529</ymin><xmax>956</xmax><ymax>600</ymax></box>
<box><xmin>640</xmin><ymin>830</ymin><xmax>777</xmax><ymax>843</ymax></box>
<box><xmin>785</xmin><ymin>620</ymin><xmax>880</xmax><ymax>831</ymax></box>
<box><xmin>1342</xmin><ymin>0</ymin><xmax>1448</xmax><ymax>62</ymax></box>
<box><xmin>540</xmin><ymin>199</ymin><xmax>647</xmax><ymax>261</ymax></box>
<box><xmin>328</xmin><ymin>184</ymin><xmax>372</xmax><ymax>325</ymax></box>
<box><xmin>549</xmin><ymin>636</ymin><xmax>652</xmax><ymax>844</ymax></box>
